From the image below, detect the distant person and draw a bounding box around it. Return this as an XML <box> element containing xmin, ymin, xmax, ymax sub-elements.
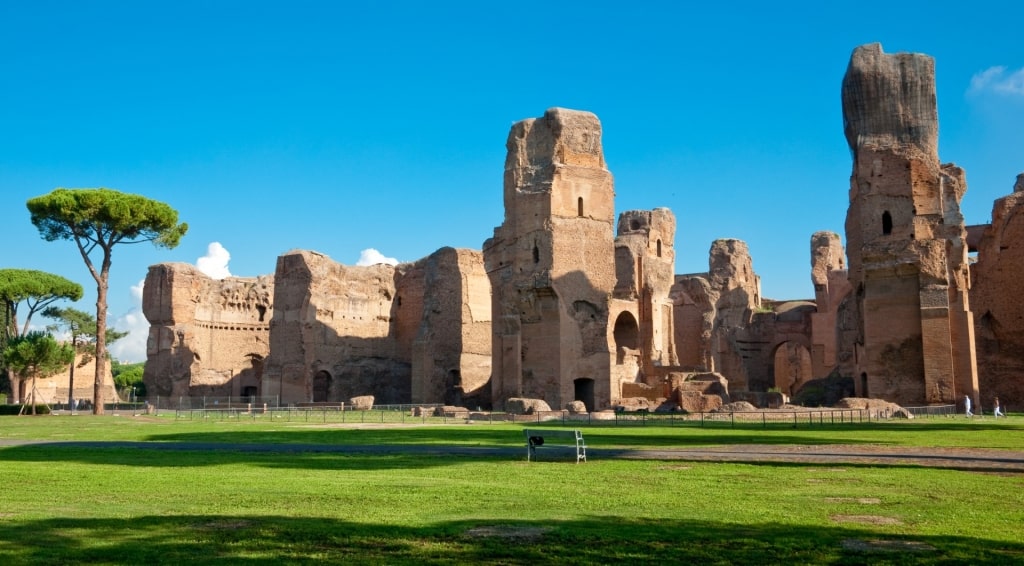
<box><xmin>993</xmin><ymin>397</ymin><xmax>1004</xmax><ymax>418</ymax></box>
<box><xmin>964</xmin><ymin>394</ymin><xmax>973</xmax><ymax>417</ymax></box>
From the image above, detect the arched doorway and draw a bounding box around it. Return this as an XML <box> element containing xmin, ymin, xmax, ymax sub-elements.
<box><xmin>613</xmin><ymin>311</ymin><xmax>640</xmax><ymax>365</ymax></box>
<box><xmin>312</xmin><ymin>370</ymin><xmax>331</xmax><ymax>402</ymax></box>
<box><xmin>574</xmin><ymin>378</ymin><xmax>595</xmax><ymax>412</ymax></box>
<box><xmin>445</xmin><ymin>369</ymin><xmax>463</xmax><ymax>406</ymax></box>
<box><xmin>773</xmin><ymin>341</ymin><xmax>812</xmax><ymax>395</ymax></box>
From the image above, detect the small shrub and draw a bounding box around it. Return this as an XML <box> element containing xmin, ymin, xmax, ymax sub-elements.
<box><xmin>0</xmin><ymin>404</ymin><xmax>51</xmax><ymax>415</ymax></box>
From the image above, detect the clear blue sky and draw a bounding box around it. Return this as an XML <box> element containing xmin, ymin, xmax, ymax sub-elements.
<box><xmin>2</xmin><ymin>1</ymin><xmax>1022</xmax><ymax>362</ymax></box>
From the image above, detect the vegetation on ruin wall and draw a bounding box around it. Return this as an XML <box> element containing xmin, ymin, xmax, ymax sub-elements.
<box><xmin>0</xmin><ymin>419</ymin><xmax>1023</xmax><ymax>563</ymax></box>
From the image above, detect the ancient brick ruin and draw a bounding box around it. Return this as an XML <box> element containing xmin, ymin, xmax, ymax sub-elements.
<box><xmin>483</xmin><ymin>109</ymin><xmax>676</xmax><ymax>410</ymax></box>
<box><xmin>141</xmin><ymin>44</ymin><xmax>1021</xmax><ymax>411</ymax></box>
<box><xmin>969</xmin><ymin>174</ymin><xmax>1024</xmax><ymax>406</ymax></box>
<box><xmin>842</xmin><ymin>44</ymin><xmax>978</xmax><ymax>406</ymax></box>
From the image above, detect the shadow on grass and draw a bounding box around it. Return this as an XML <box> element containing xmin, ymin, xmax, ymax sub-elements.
<box><xmin>3</xmin><ymin>442</ymin><xmax>1023</xmax><ymax>474</ymax></box>
<box><xmin>138</xmin><ymin>419</ymin><xmax>1024</xmax><ymax>448</ymax></box>
<box><xmin>0</xmin><ymin>445</ymin><xmax>509</xmax><ymax>470</ymax></box>
<box><xmin>0</xmin><ymin>513</ymin><xmax>1020</xmax><ymax>564</ymax></box>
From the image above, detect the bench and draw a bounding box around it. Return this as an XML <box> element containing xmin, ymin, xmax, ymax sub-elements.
<box><xmin>523</xmin><ymin>428</ymin><xmax>587</xmax><ymax>463</ymax></box>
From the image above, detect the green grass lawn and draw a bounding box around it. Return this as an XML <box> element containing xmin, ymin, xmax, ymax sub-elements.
<box><xmin>1</xmin><ymin>415</ymin><xmax>1023</xmax><ymax>564</ymax></box>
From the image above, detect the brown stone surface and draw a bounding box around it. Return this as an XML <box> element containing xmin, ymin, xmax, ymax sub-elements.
<box><xmin>810</xmin><ymin>231</ymin><xmax>855</xmax><ymax>381</ymax></box>
<box><xmin>970</xmin><ymin>173</ymin><xmax>1024</xmax><ymax>408</ymax></box>
<box><xmin>348</xmin><ymin>395</ymin><xmax>374</xmax><ymax>410</ymax></box>
<box><xmin>671</xmin><ymin>239</ymin><xmax>762</xmax><ymax>389</ymax></box>
<box><xmin>565</xmin><ymin>400</ymin><xmax>587</xmax><ymax>413</ymax></box>
<box><xmin>505</xmin><ymin>397</ymin><xmax>552</xmax><ymax>415</ymax></box>
<box><xmin>142</xmin><ymin>263</ymin><xmax>272</xmax><ymax>399</ymax></box>
<box><xmin>260</xmin><ymin>248</ymin><xmax>490</xmax><ymax>406</ymax></box>
<box><xmin>484</xmin><ymin>108</ymin><xmax>677</xmax><ymax>412</ymax></box>
<box><xmin>833</xmin><ymin>397</ymin><xmax>912</xmax><ymax>418</ymax></box>
<box><xmin>677</xmin><ymin>391</ymin><xmax>723</xmax><ymax>413</ymax></box>
<box><xmin>842</xmin><ymin>43</ymin><xmax>977</xmax><ymax>406</ymax></box>
<box><xmin>408</xmin><ymin>247</ymin><xmax>492</xmax><ymax>408</ymax></box>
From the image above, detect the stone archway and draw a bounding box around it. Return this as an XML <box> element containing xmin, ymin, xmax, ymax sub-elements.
<box><xmin>613</xmin><ymin>311</ymin><xmax>640</xmax><ymax>365</ymax></box>
<box><xmin>773</xmin><ymin>341</ymin><xmax>812</xmax><ymax>396</ymax></box>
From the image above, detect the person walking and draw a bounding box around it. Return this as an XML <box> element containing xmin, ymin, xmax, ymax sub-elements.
<box><xmin>964</xmin><ymin>394</ymin><xmax>973</xmax><ymax>417</ymax></box>
<box><xmin>993</xmin><ymin>397</ymin><xmax>1004</xmax><ymax>418</ymax></box>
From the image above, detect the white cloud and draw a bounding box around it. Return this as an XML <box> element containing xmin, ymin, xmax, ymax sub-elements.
<box><xmin>196</xmin><ymin>242</ymin><xmax>232</xmax><ymax>279</ymax></box>
<box><xmin>356</xmin><ymin>248</ymin><xmax>400</xmax><ymax>266</ymax></box>
<box><xmin>969</xmin><ymin>66</ymin><xmax>1024</xmax><ymax>96</ymax></box>
<box><xmin>107</xmin><ymin>279</ymin><xmax>148</xmax><ymax>363</ymax></box>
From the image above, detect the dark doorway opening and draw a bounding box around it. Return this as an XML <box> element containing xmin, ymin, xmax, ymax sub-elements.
<box><xmin>574</xmin><ymin>378</ymin><xmax>595</xmax><ymax>412</ymax></box>
<box><xmin>313</xmin><ymin>370</ymin><xmax>331</xmax><ymax>402</ymax></box>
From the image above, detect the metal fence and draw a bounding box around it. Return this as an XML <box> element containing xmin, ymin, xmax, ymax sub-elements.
<box><xmin>903</xmin><ymin>404</ymin><xmax>957</xmax><ymax>418</ymax></box>
<box><xmin>42</xmin><ymin>397</ymin><xmax>962</xmax><ymax>425</ymax></box>
<box><xmin>159</xmin><ymin>404</ymin><xmax>957</xmax><ymax>427</ymax></box>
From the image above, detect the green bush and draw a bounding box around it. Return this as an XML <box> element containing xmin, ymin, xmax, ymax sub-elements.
<box><xmin>0</xmin><ymin>404</ymin><xmax>51</xmax><ymax>415</ymax></box>
<box><xmin>112</xmin><ymin>361</ymin><xmax>146</xmax><ymax>397</ymax></box>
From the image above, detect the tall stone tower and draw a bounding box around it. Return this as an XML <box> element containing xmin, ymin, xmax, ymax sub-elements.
<box><xmin>613</xmin><ymin>208</ymin><xmax>678</xmax><ymax>383</ymax></box>
<box><xmin>841</xmin><ymin>43</ymin><xmax>978</xmax><ymax>405</ymax></box>
<box><xmin>483</xmin><ymin>108</ymin><xmax>617</xmax><ymax>411</ymax></box>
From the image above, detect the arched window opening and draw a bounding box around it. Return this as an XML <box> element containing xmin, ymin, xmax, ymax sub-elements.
<box><xmin>613</xmin><ymin>312</ymin><xmax>640</xmax><ymax>365</ymax></box>
<box><xmin>533</xmin><ymin>242</ymin><xmax>540</xmax><ymax>264</ymax></box>
<box><xmin>577</xmin><ymin>197</ymin><xmax>584</xmax><ymax>217</ymax></box>
<box><xmin>882</xmin><ymin>211</ymin><xmax>893</xmax><ymax>235</ymax></box>
<box><xmin>773</xmin><ymin>341</ymin><xmax>812</xmax><ymax>395</ymax></box>
<box><xmin>656</xmin><ymin>239</ymin><xmax>662</xmax><ymax>258</ymax></box>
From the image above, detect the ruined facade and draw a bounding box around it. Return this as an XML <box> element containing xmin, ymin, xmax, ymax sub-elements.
<box><xmin>969</xmin><ymin>174</ymin><xmax>1024</xmax><ymax>407</ymax></box>
<box><xmin>809</xmin><ymin>231</ymin><xmax>856</xmax><ymax>382</ymax></box>
<box><xmin>841</xmin><ymin>43</ymin><xmax>978</xmax><ymax>406</ymax></box>
<box><xmin>144</xmin><ymin>248</ymin><xmax>491</xmax><ymax>407</ymax></box>
<box><xmin>142</xmin><ymin>263</ymin><xmax>273</xmax><ymax>399</ymax></box>
<box><xmin>258</xmin><ymin>247</ymin><xmax>491</xmax><ymax>406</ymax></box>
<box><xmin>671</xmin><ymin>239</ymin><xmax>762</xmax><ymax>388</ymax></box>
<box><xmin>141</xmin><ymin>45</ymin><xmax>1024</xmax><ymax>409</ymax></box>
<box><xmin>483</xmin><ymin>108</ymin><xmax>676</xmax><ymax>411</ymax></box>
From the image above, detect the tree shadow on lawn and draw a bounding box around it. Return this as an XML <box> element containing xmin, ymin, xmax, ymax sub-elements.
<box><xmin>138</xmin><ymin>426</ymin><xmax>891</xmax><ymax>450</ymax></box>
<box><xmin>139</xmin><ymin>419</ymin><xmax>1024</xmax><ymax>449</ymax></box>
<box><xmin>0</xmin><ymin>513</ymin><xmax>1019</xmax><ymax>564</ymax></box>
<box><xmin>3</xmin><ymin>443</ymin><xmax>1023</xmax><ymax>475</ymax></box>
<box><xmin>0</xmin><ymin>444</ymin><xmax>513</xmax><ymax>470</ymax></box>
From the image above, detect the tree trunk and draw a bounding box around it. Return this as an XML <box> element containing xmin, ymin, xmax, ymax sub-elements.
<box><xmin>68</xmin><ymin>336</ymin><xmax>77</xmax><ymax>410</ymax></box>
<box><xmin>94</xmin><ymin>263</ymin><xmax>110</xmax><ymax>415</ymax></box>
<box><xmin>31</xmin><ymin>370</ymin><xmax>37</xmax><ymax>415</ymax></box>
